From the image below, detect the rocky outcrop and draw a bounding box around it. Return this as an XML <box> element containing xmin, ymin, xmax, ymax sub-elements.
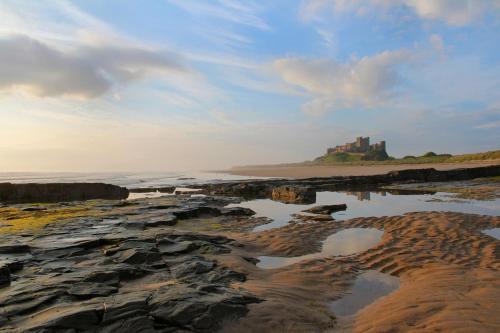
<box><xmin>0</xmin><ymin>182</ymin><xmax>129</xmax><ymax>203</ymax></box>
<box><xmin>303</xmin><ymin>204</ymin><xmax>347</xmax><ymax>215</ymax></box>
<box><xmin>0</xmin><ymin>196</ymin><xmax>261</xmax><ymax>332</ymax></box>
<box><xmin>129</xmin><ymin>186</ymin><xmax>175</xmax><ymax>193</ymax></box>
<box><xmin>271</xmin><ymin>186</ymin><xmax>316</xmax><ymax>204</ymax></box>
<box><xmin>195</xmin><ymin>164</ymin><xmax>500</xmax><ymax>199</ymax></box>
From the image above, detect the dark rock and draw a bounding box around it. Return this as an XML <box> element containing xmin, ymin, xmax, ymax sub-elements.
<box><xmin>150</xmin><ymin>285</ymin><xmax>259</xmax><ymax>332</ymax></box>
<box><xmin>172</xmin><ymin>206</ymin><xmax>221</xmax><ymax>219</ymax></box>
<box><xmin>0</xmin><ymin>244</ymin><xmax>30</xmax><ymax>254</ymax></box>
<box><xmin>145</xmin><ymin>215</ymin><xmax>178</xmax><ymax>227</ymax></box>
<box><xmin>129</xmin><ymin>186</ymin><xmax>175</xmax><ymax>194</ymax></box>
<box><xmin>302</xmin><ymin>203</ymin><xmax>347</xmax><ymax>215</ymax></box>
<box><xmin>168</xmin><ymin>232</ymin><xmax>232</xmax><ymax>245</ymax></box>
<box><xmin>24</xmin><ymin>304</ymin><xmax>103</xmax><ymax>331</ymax></box>
<box><xmin>171</xmin><ymin>259</ymin><xmax>214</xmax><ymax>279</ymax></box>
<box><xmin>98</xmin><ymin>315</ymin><xmax>156</xmax><ymax>333</ymax></box>
<box><xmin>3</xmin><ymin>293</ymin><xmax>61</xmax><ymax>317</ymax></box>
<box><xmin>0</xmin><ymin>259</ymin><xmax>23</xmax><ymax>273</ymax></box>
<box><xmin>68</xmin><ymin>282</ymin><xmax>118</xmax><ymax>299</ymax></box>
<box><xmin>0</xmin><ymin>265</ymin><xmax>11</xmax><ymax>287</ymax></box>
<box><xmin>140</xmin><ymin>204</ymin><xmax>178</xmax><ymax>210</ymax></box>
<box><xmin>206</xmin><ymin>269</ymin><xmax>246</xmax><ymax>283</ymax></box>
<box><xmin>83</xmin><ymin>271</ymin><xmax>120</xmax><ymax>285</ymax></box>
<box><xmin>0</xmin><ymin>182</ymin><xmax>129</xmax><ymax>203</ymax></box>
<box><xmin>271</xmin><ymin>186</ymin><xmax>316</xmax><ymax>204</ymax></box>
<box><xmin>219</xmin><ymin>207</ymin><xmax>256</xmax><ymax>216</ymax></box>
<box><xmin>101</xmin><ymin>292</ymin><xmax>151</xmax><ymax>324</ymax></box>
<box><xmin>158</xmin><ymin>241</ymin><xmax>198</xmax><ymax>255</ymax></box>
<box><xmin>117</xmin><ymin>249</ymin><xmax>161</xmax><ymax>265</ymax></box>
<box><xmin>21</xmin><ymin>206</ymin><xmax>48</xmax><ymax>211</ymax></box>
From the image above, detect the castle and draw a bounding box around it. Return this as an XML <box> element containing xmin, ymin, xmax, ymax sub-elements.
<box><xmin>327</xmin><ymin>137</ymin><xmax>386</xmax><ymax>155</ymax></box>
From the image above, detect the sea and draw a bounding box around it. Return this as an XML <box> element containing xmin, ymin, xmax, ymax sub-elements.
<box><xmin>0</xmin><ymin>171</ymin><xmax>269</xmax><ymax>189</ymax></box>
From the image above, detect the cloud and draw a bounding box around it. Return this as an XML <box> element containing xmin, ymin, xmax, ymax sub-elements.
<box><xmin>300</xmin><ymin>0</ymin><xmax>500</xmax><ymax>26</ymax></box>
<box><xmin>0</xmin><ymin>35</ymin><xmax>189</xmax><ymax>99</ymax></box>
<box><xmin>273</xmin><ymin>50</ymin><xmax>412</xmax><ymax>115</ymax></box>
<box><xmin>167</xmin><ymin>0</ymin><xmax>269</xmax><ymax>30</ymax></box>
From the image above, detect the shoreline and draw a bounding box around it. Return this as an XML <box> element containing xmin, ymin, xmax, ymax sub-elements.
<box><xmin>224</xmin><ymin>160</ymin><xmax>500</xmax><ymax>178</ymax></box>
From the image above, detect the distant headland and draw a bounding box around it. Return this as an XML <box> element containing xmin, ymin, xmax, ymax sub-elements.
<box><xmin>225</xmin><ymin>136</ymin><xmax>500</xmax><ymax>178</ymax></box>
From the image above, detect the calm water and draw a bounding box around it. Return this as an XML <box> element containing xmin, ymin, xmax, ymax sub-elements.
<box><xmin>483</xmin><ymin>228</ymin><xmax>500</xmax><ymax>240</ymax></box>
<box><xmin>227</xmin><ymin>191</ymin><xmax>500</xmax><ymax>232</ymax></box>
<box><xmin>0</xmin><ymin>171</ymin><xmax>268</xmax><ymax>189</ymax></box>
<box><xmin>330</xmin><ymin>270</ymin><xmax>400</xmax><ymax>317</ymax></box>
<box><xmin>257</xmin><ymin>228</ymin><xmax>383</xmax><ymax>269</ymax></box>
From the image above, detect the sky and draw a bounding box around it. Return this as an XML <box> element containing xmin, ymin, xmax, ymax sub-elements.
<box><xmin>0</xmin><ymin>0</ymin><xmax>499</xmax><ymax>172</ymax></box>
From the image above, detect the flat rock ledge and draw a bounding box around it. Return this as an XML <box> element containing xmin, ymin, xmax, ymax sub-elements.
<box><xmin>0</xmin><ymin>183</ymin><xmax>129</xmax><ymax>203</ymax></box>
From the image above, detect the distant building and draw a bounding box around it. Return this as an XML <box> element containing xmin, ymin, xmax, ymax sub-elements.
<box><xmin>327</xmin><ymin>137</ymin><xmax>386</xmax><ymax>154</ymax></box>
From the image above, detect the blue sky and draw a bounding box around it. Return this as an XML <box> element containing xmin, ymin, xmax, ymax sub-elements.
<box><xmin>0</xmin><ymin>0</ymin><xmax>499</xmax><ymax>171</ymax></box>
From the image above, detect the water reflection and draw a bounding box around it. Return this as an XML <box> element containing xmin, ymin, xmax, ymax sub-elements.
<box><xmin>227</xmin><ymin>191</ymin><xmax>500</xmax><ymax>232</ymax></box>
<box><xmin>257</xmin><ymin>228</ymin><xmax>383</xmax><ymax>269</ymax></box>
<box><xmin>330</xmin><ymin>270</ymin><xmax>400</xmax><ymax>317</ymax></box>
<box><xmin>482</xmin><ymin>228</ymin><xmax>500</xmax><ymax>240</ymax></box>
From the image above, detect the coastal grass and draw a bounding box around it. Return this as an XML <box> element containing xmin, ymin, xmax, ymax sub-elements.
<box><xmin>312</xmin><ymin>150</ymin><xmax>500</xmax><ymax>166</ymax></box>
<box><xmin>235</xmin><ymin>149</ymin><xmax>500</xmax><ymax>169</ymax></box>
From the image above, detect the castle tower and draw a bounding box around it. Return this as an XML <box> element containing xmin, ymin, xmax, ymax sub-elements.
<box><xmin>379</xmin><ymin>140</ymin><xmax>386</xmax><ymax>152</ymax></box>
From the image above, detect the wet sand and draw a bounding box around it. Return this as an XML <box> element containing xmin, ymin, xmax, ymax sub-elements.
<box><xmin>221</xmin><ymin>211</ymin><xmax>500</xmax><ymax>332</ymax></box>
<box><xmin>226</xmin><ymin>160</ymin><xmax>500</xmax><ymax>178</ymax></box>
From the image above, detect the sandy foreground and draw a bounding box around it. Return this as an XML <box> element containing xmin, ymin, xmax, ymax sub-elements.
<box><xmin>226</xmin><ymin>160</ymin><xmax>500</xmax><ymax>178</ymax></box>
<box><xmin>221</xmin><ymin>211</ymin><xmax>500</xmax><ymax>332</ymax></box>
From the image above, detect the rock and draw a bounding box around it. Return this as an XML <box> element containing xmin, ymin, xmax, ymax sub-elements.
<box><xmin>145</xmin><ymin>215</ymin><xmax>178</xmax><ymax>227</ymax></box>
<box><xmin>98</xmin><ymin>316</ymin><xmax>156</xmax><ymax>333</ymax></box>
<box><xmin>83</xmin><ymin>271</ymin><xmax>120</xmax><ymax>285</ymax></box>
<box><xmin>0</xmin><ymin>259</ymin><xmax>23</xmax><ymax>273</ymax></box>
<box><xmin>140</xmin><ymin>204</ymin><xmax>178</xmax><ymax>210</ymax></box>
<box><xmin>3</xmin><ymin>293</ymin><xmax>62</xmax><ymax>317</ymax></box>
<box><xmin>22</xmin><ymin>304</ymin><xmax>103</xmax><ymax>331</ymax></box>
<box><xmin>101</xmin><ymin>292</ymin><xmax>151</xmax><ymax>324</ymax></box>
<box><xmin>271</xmin><ymin>186</ymin><xmax>316</xmax><ymax>204</ymax></box>
<box><xmin>68</xmin><ymin>282</ymin><xmax>118</xmax><ymax>299</ymax></box>
<box><xmin>117</xmin><ymin>249</ymin><xmax>161</xmax><ymax>265</ymax></box>
<box><xmin>0</xmin><ymin>265</ymin><xmax>11</xmax><ymax>287</ymax></box>
<box><xmin>158</xmin><ymin>241</ymin><xmax>198</xmax><ymax>255</ymax></box>
<box><xmin>150</xmin><ymin>285</ymin><xmax>260</xmax><ymax>332</ymax></box>
<box><xmin>0</xmin><ymin>244</ymin><xmax>30</xmax><ymax>254</ymax></box>
<box><xmin>172</xmin><ymin>206</ymin><xmax>221</xmax><ymax>219</ymax></box>
<box><xmin>302</xmin><ymin>204</ymin><xmax>347</xmax><ymax>215</ymax></box>
<box><xmin>21</xmin><ymin>206</ymin><xmax>48</xmax><ymax>211</ymax></box>
<box><xmin>128</xmin><ymin>186</ymin><xmax>175</xmax><ymax>194</ymax></box>
<box><xmin>220</xmin><ymin>207</ymin><xmax>256</xmax><ymax>216</ymax></box>
<box><xmin>170</xmin><ymin>259</ymin><xmax>214</xmax><ymax>279</ymax></box>
<box><xmin>0</xmin><ymin>182</ymin><xmax>129</xmax><ymax>203</ymax></box>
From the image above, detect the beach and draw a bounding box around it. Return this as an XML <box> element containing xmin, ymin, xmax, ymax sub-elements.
<box><xmin>227</xmin><ymin>160</ymin><xmax>500</xmax><ymax>178</ymax></box>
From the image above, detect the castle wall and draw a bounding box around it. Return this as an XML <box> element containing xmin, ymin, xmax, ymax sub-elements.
<box><xmin>328</xmin><ymin>137</ymin><xmax>386</xmax><ymax>155</ymax></box>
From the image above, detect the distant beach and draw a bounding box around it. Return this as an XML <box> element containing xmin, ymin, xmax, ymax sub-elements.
<box><xmin>226</xmin><ymin>160</ymin><xmax>500</xmax><ymax>178</ymax></box>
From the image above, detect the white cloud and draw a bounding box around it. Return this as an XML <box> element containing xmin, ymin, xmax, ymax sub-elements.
<box><xmin>167</xmin><ymin>0</ymin><xmax>269</xmax><ymax>30</ymax></box>
<box><xmin>300</xmin><ymin>0</ymin><xmax>500</xmax><ymax>26</ymax></box>
<box><xmin>273</xmin><ymin>50</ymin><xmax>412</xmax><ymax>115</ymax></box>
<box><xmin>0</xmin><ymin>35</ymin><xmax>190</xmax><ymax>99</ymax></box>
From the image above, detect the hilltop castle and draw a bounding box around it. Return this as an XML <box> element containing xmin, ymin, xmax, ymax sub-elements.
<box><xmin>327</xmin><ymin>137</ymin><xmax>386</xmax><ymax>155</ymax></box>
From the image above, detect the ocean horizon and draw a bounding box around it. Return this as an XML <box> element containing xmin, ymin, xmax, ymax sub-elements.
<box><xmin>0</xmin><ymin>171</ymin><xmax>269</xmax><ymax>189</ymax></box>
